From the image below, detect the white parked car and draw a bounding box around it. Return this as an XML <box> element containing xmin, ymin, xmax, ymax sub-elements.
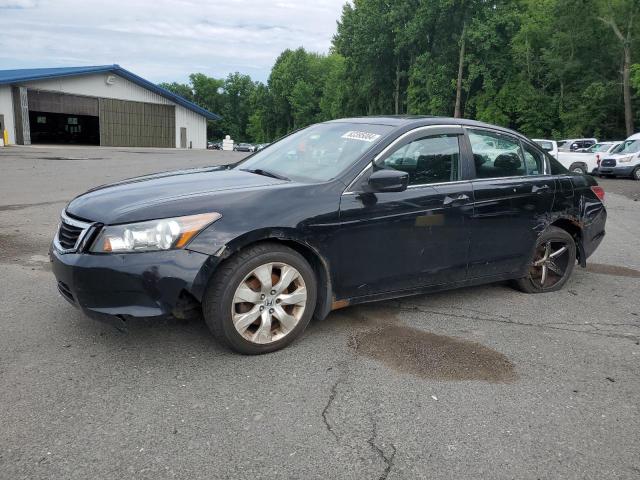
<box><xmin>534</xmin><ymin>138</ymin><xmax>601</xmax><ymax>174</ymax></box>
<box><xmin>597</xmin><ymin>133</ymin><xmax>640</xmax><ymax>180</ymax></box>
<box><xmin>584</xmin><ymin>142</ymin><xmax>623</xmax><ymax>170</ymax></box>
<box><xmin>558</xmin><ymin>138</ymin><xmax>598</xmax><ymax>152</ymax></box>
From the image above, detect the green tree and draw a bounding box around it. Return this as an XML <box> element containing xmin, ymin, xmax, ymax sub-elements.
<box><xmin>598</xmin><ymin>0</ymin><xmax>639</xmax><ymax>135</ymax></box>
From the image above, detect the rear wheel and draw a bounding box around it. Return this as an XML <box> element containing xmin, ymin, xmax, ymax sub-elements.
<box><xmin>203</xmin><ymin>243</ymin><xmax>317</xmax><ymax>354</ymax></box>
<box><xmin>632</xmin><ymin>166</ymin><xmax>640</xmax><ymax>181</ymax></box>
<box><xmin>515</xmin><ymin>227</ymin><xmax>576</xmax><ymax>294</ymax></box>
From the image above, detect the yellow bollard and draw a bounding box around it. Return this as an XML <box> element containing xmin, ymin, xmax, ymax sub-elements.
<box><xmin>2</xmin><ymin>129</ymin><xmax>7</xmax><ymax>146</ymax></box>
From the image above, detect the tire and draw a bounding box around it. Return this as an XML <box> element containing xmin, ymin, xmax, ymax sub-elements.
<box><xmin>569</xmin><ymin>163</ymin><xmax>587</xmax><ymax>174</ymax></box>
<box><xmin>202</xmin><ymin>242</ymin><xmax>317</xmax><ymax>354</ymax></box>
<box><xmin>515</xmin><ymin>226</ymin><xmax>577</xmax><ymax>294</ymax></box>
<box><xmin>632</xmin><ymin>166</ymin><xmax>640</xmax><ymax>181</ymax></box>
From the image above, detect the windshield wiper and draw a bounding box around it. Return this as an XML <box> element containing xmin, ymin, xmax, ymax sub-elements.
<box><xmin>240</xmin><ymin>168</ymin><xmax>290</xmax><ymax>181</ymax></box>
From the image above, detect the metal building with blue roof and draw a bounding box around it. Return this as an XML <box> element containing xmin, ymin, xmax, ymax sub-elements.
<box><xmin>0</xmin><ymin>65</ymin><xmax>220</xmax><ymax>149</ymax></box>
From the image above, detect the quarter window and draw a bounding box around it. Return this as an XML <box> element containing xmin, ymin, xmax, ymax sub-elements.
<box><xmin>522</xmin><ymin>143</ymin><xmax>546</xmax><ymax>175</ymax></box>
<box><xmin>469</xmin><ymin>129</ymin><xmax>526</xmax><ymax>178</ymax></box>
<box><xmin>379</xmin><ymin>134</ymin><xmax>460</xmax><ymax>186</ymax></box>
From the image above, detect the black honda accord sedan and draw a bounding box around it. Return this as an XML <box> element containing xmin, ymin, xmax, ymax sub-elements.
<box><xmin>51</xmin><ymin>117</ymin><xmax>607</xmax><ymax>354</ymax></box>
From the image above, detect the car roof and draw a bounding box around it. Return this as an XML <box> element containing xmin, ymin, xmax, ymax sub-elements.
<box><xmin>626</xmin><ymin>133</ymin><xmax>640</xmax><ymax>140</ymax></box>
<box><xmin>325</xmin><ymin>116</ymin><xmax>527</xmax><ymax>139</ymax></box>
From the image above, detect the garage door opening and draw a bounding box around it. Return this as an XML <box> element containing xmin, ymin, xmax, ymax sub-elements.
<box><xmin>29</xmin><ymin>111</ymin><xmax>99</xmax><ymax>145</ymax></box>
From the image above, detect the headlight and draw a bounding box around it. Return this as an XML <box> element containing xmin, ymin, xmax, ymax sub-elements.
<box><xmin>619</xmin><ymin>155</ymin><xmax>634</xmax><ymax>163</ymax></box>
<box><xmin>90</xmin><ymin>213</ymin><xmax>221</xmax><ymax>253</ymax></box>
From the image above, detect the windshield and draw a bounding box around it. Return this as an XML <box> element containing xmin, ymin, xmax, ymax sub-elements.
<box><xmin>613</xmin><ymin>140</ymin><xmax>640</xmax><ymax>154</ymax></box>
<box><xmin>535</xmin><ymin>140</ymin><xmax>554</xmax><ymax>151</ymax></box>
<box><xmin>588</xmin><ymin>143</ymin><xmax>612</xmax><ymax>153</ymax></box>
<box><xmin>236</xmin><ymin>122</ymin><xmax>392</xmax><ymax>182</ymax></box>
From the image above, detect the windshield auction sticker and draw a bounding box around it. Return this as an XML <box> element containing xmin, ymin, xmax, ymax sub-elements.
<box><xmin>341</xmin><ymin>131</ymin><xmax>382</xmax><ymax>142</ymax></box>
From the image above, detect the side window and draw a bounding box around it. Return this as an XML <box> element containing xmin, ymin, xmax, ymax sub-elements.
<box><xmin>468</xmin><ymin>129</ymin><xmax>526</xmax><ymax>178</ymax></box>
<box><xmin>380</xmin><ymin>134</ymin><xmax>460</xmax><ymax>186</ymax></box>
<box><xmin>522</xmin><ymin>143</ymin><xmax>546</xmax><ymax>176</ymax></box>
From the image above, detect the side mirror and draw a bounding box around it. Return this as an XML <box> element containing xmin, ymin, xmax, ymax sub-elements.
<box><xmin>367</xmin><ymin>169</ymin><xmax>409</xmax><ymax>193</ymax></box>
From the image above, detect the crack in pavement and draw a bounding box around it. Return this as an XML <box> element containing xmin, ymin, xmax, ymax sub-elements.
<box><xmin>321</xmin><ymin>376</ymin><xmax>341</xmax><ymax>441</ymax></box>
<box><xmin>367</xmin><ymin>415</ymin><xmax>396</xmax><ymax>480</ymax></box>
<box><xmin>321</xmin><ymin>332</ymin><xmax>360</xmax><ymax>442</ymax></box>
<box><xmin>399</xmin><ymin>304</ymin><xmax>640</xmax><ymax>343</ymax></box>
<box><xmin>320</xmin><ymin>325</ymin><xmax>399</xmax><ymax>476</ymax></box>
<box><xmin>321</xmin><ymin>325</ymin><xmax>366</xmax><ymax>441</ymax></box>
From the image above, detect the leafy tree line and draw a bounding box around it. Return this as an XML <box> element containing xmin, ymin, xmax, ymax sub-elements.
<box><xmin>161</xmin><ymin>0</ymin><xmax>639</xmax><ymax>143</ymax></box>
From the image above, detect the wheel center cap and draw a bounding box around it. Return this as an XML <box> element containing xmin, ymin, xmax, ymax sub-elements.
<box><xmin>264</xmin><ymin>297</ymin><xmax>274</xmax><ymax>307</ymax></box>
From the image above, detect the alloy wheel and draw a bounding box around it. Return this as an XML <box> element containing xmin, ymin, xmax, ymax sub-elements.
<box><xmin>634</xmin><ymin>168</ymin><xmax>640</xmax><ymax>181</ymax></box>
<box><xmin>529</xmin><ymin>240</ymin><xmax>570</xmax><ymax>289</ymax></box>
<box><xmin>231</xmin><ymin>262</ymin><xmax>307</xmax><ymax>344</ymax></box>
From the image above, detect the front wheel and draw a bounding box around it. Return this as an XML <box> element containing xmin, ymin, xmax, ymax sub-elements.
<box><xmin>203</xmin><ymin>243</ymin><xmax>317</xmax><ymax>354</ymax></box>
<box><xmin>632</xmin><ymin>167</ymin><xmax>640</xmax><ymax>181</ymax></box>
<box><xmin>515</xmin><ymin>227</ymin><xmax>576</xmax><ymax>294</ymax></box>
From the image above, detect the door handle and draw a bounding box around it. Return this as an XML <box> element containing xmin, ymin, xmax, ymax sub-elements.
<box><xmin>532</xmin><ymin>184</ymin><xmax>550</xmax><ymax>194</ymax></box>
<box><xmin>443</xmin><ymin>194</ymin><xmax>470</xmax><ymax>206</ymax></box>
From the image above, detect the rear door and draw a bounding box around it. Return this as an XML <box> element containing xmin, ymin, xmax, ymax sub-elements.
<box><xmin>465</xmin><ymin>128</ymin><xmax>556</xmax><ymax>278</ymax></box>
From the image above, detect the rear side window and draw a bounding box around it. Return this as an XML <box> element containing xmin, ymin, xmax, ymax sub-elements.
<box><xmin>522</xmin><ymin>143</ymin><xmax>546</xmax><ymax>175</ymax></box>
<box><xmin>468</xmin><ymin>129</ymin><xmax>525</xmax><ymax>178</ymax></box>
<box><xmin>379</xmin><ymin>134</ymin><xmax>460</xmax><ymax>186</ymax></box>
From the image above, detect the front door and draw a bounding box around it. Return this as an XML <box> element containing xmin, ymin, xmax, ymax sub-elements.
<box><xmin>465</xmin><ymin>128</ymin><xmax>556</xmax><ymax>278</ymax></box>
<box><xmin>336</xmin><ymin>126</ymin><xmax>473</xmax><ymax>299</ymax></box>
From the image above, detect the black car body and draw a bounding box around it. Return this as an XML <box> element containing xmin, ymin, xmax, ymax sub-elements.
<box><xmin>51</xmin><ymin>116</ymin><xmax>606</xmax><ymax>353</ymax></box>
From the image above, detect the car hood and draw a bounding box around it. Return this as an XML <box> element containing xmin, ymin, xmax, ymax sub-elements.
<box><xmin>66</xmin><ymin>166</ymin><xmax>287</xmax><ymax>224</ymax></box>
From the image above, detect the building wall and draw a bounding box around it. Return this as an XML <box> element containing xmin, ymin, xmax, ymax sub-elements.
<box><xmin>176</xmin><ymin>106</ymin><xmax>207</xmax><ymax>149</ymax></box>
<box><xmin>19</xmin><ymin>73</ymin><xmax>207</xmax><ymax>148</ymax></box>
<box><xmin>0</xmin><ymin>85</ymin><xmax>16</xmax><ymax>144</ymax></box>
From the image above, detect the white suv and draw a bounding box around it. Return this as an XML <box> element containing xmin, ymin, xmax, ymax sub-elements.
<box><xmin>597</xmin><ymin>133</ymin><xmax>640</xmax><ymax>180</ymax></box>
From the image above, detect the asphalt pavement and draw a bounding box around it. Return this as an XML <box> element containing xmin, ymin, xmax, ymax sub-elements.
<box><xmin>1</xmin><ymin>145</ymin><xmax>639</xmax><ymax>479</ymax></box>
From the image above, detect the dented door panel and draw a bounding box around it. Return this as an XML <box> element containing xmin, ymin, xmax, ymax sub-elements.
<box><xmin>468</xmin><ymin>176</ymin><xmax>556</xmax><ymax>278</ymax></box>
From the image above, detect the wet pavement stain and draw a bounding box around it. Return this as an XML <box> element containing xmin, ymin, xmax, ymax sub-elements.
<box><xmin>351</xmin><ymin>323</ymin><xmax>517</xmax><ymax>383</ymax></box>
<box><xmin>0</xmin><ymin>199</ymin><xmax>66</xmax><ymax>212</ymax></box>
<box><xmin>586</xmin><ymin>263</ymin><xmax>640</xmax><ymax>278</ymax></box>
<box><xmin>0</xmin><ymin>233</ymin><xmax>51</xmax><ymax>268</ymax></box>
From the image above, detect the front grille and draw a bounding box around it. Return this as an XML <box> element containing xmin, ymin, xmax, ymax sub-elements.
<box><xmin>57</xmin><ymin>281</ymin><xmax>74</xmax><ymax>303</ymax></box>
<box><xmin>601</xmin><ymin>159</ymin><xmax>616</xmax><ymax>167</ymax></box>
<box><xmin>54</xmin><ymin>212</ymin><xmax>94</xmax><ymax>253</ymax></box>
<box><xmin>57</xmin><ymin>221</ymin><xmax>84</xmax><ymax>250</ymax></box>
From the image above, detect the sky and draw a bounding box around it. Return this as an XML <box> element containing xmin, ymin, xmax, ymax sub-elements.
<box><xmin>0</xmin><ymin>0</ymin><xmax>347</xmax><ymax>84</ymax></box>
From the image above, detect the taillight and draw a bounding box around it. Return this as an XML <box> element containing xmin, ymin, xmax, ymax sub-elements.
<box><xmin>591</xmin><ymin>185</ymin><xmax>605</xmax><ymax>201</ymax></box>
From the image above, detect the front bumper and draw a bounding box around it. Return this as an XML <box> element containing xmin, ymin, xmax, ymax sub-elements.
<box><xmin>597</xmin><ymin>165</ymin><xmax>636</xmax><ymax>176</ymax></box>
<box><xmin>50</xmin><ymin>245</ymin><xmax>219</xmax><ymax>323</ymax></box>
